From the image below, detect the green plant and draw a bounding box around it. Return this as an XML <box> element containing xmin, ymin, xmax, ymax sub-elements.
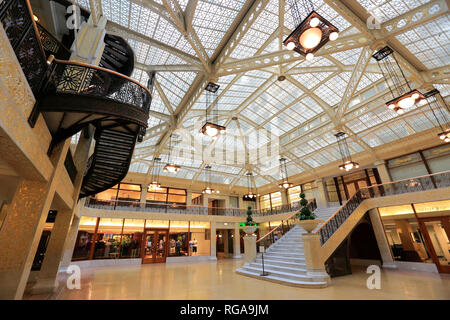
<box><xmin>297</xmin><ymin>193</ymin><xmax>316</xmax><ymax>220</ymax></box>
<box><xmin>245</xmin><ymin>206</ymin><xmax>254</xmax><ymax>226</ymax></box>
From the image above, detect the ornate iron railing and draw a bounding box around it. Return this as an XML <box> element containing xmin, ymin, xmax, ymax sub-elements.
<box><xmin>36</xmin><ymin>22</ymin><xmax>71</xmax><ymax>60</ymax></box>
<box><xmin>316</xmin><ymin>170</ymin><xmax>450</xmax><ymax>245</ymax></box>
<box><xmin>0</xmin><ymin>0</ymin><xmax>48</xmax><ymax>96</ymax></box>
<box><xmin>84</xmin><ymin>197</ymin><xmax>317</xmax><ymax>218</ymax></box>
<box><xmin>40</xmin><ymin>59</ymin><xmax>152</xmax><ymax>127</ymax></box>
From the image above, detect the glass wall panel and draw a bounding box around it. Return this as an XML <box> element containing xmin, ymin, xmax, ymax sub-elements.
<box><xmin>387</xmin><ymin>152</ymin><xmax>428</xmax><ymax>181</ymax></box>
<box><xmin>169</xmin><ymin>221</ymin><xmax>189</xmax><ymax>257</ymax></box>
<box><xmin>379</xmin><ymin>206</ymin><xmax>433</xmax><ymax>264</ymax></box>
<box><xmin>121</xmin><ymin>219</ymin><xmax>145</xmax><ymax>258</ymax></box>
<box><xmin>94</xmin><ymin>218</ymin><xmax>124</xmax><ymax>259</ymax></box>
<box><xmin>72</xmin><ymin>216</ymin><xmax>97</xmax><ymax>261</ymax></box>
<box><xmin>95</xmin><ymin>185</ymin><xmax>119</xmax><ymax>201</ymax></box>
<box><xmin>422</xmin><ymin>145</ymin><xmax>450</xmax><ymax>173</ymax></box>
<box><xmin>189</xmin><ymin>221</ymin><xmax>211</xmax><ymax>256</ymax></box>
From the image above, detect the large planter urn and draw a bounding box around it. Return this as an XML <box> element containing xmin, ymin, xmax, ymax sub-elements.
<box><xmin>297</xmin><ymin>220</ymin><xmax>324</xmax><ymax>233</ymax></box>
<box><xmin>242</xmin><ymin>225</ymin><xmax>257</xmax><ymax>235</ymax></box>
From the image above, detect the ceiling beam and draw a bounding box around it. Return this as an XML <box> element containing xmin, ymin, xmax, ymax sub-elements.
<box><xmin>216</xmin><ymin>34</ymin><xmax>369</xmax><ymax>76</ymax></box>
<box><xmin>161</xmin><ymin>0</ymin><xmax>211</xmax><ymax>73</ymax></box>
<box><xmin>135</xmin><ymin>62</ymin><xmax>201</xmax><ymax>72</ymax></box>
<box><xmin>106</xmin><ymin>21</ymin><xmax>202</xmax><ymax>67</ymax></box>
<box><xmin>335</xmin><ymin>45</ymin><xmax>374</xmax><ymax>123</ymax></box>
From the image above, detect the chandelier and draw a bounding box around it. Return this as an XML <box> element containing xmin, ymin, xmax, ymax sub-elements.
<box><xmin>424</xmin><ymin>89</ymin><xmax>450</xmax><ymax>143</ymax></box>
<box><xmin>201</xmin><ymin>82</ymin><xmax>226</xmax><ymax>139</ymax></box>
<box><xmin>335</xmin><ymin>132</ymin><xmax>359</xmax><ymax>172</ymax></box>
<box><xmin>163</xmin><ymin>134</ymin><xmax>180</xmax><ymax>174</ymax></box>
<box><xmin>149</xmin><ymin>157</ymin><xmax>162</xmax><ymax>189</ymax></box>
<box><xmin>202</xmin><ymin>165</ymin><xmax>220</xmax><ymax>194</ymax></box>
<box><xmin>284</xmin><ymin>0</ymin><xmax>339</xmax><ymax>61</ymax></box>
<box><xmin>243</xmin><ymin>172</ymin><xmax>259</xmax><ymax>201</ymax></box>
<box><xmin>278</xmin><ymin>158</ymin><xmax>294</xmax><ymax>189</ymax></box>
<box><xmin>373</xmin><ymin>46</ymin><xmax>425</xmax><ymax>115</ymax></box>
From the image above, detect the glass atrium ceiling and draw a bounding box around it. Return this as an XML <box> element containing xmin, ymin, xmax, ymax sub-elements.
<box><xmin>74</xmin><ymin>0</ymin><xmax>449</xmax><ymax>189</ymax></box>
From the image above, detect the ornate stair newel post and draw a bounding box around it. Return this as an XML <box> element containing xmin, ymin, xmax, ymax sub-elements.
<box><xmin>296</xmin><ymin>193</ymin><xmax>330</xmax><ymax>285</ymax></box>
<box><xmin>242</xmin><ymin>206</ymin><xmax>257</xmax><ymax>263</ymax></box>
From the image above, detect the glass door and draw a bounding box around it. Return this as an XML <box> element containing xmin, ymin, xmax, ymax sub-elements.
<box><xmin>418</xmin><ymin>217</ymin><xmax>450</xmax><ymax>273</ymax></box>
<box><xmin>142</xmin><ymin>229</ymin><xmax>169</xmax><ymax>264</ymax></box>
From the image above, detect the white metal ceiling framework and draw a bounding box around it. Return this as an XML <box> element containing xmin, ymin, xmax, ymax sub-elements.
<box><xmin>72</xmin><ymin>0</ymin><xmax>450</xmax><ymax>190</ymax></box>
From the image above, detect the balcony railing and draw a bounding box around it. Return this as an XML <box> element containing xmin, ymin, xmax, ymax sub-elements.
<box><xmin>36</xmin><ymin>22</ymin><xmax>71</xmax><ymax>60</ymax></box>
<box><xmin>316</xmin><ymin>170</ymin><xmax>450</xmax><ymax>245</ymax></box>
<box><xmin>85</xmin><ymin>197</ymin><xmax>317</xmax><ymax>218</ymax></box>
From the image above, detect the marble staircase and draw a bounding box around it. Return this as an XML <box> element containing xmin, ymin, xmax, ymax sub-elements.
<box><xmin>236</xmin><ymin>206</ymin><xmax>340</xmax><ymax>288</ymax></box>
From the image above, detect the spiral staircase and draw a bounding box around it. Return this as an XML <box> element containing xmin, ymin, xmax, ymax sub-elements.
<box><xmin>0</xmin><ymin>0</ymin><xmax>152</xmax><ymax>198</ymax></box>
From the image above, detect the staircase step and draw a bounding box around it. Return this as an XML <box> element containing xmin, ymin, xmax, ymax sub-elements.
<box><xmin>240</xmin><ymin>265</ymin><xmax>312</xmax><ymax>282</ymax></box>
<box><xmin>236</xmin><ymin>268</ymin><xmax>327</xmax><ymax>288</ymax></box>
<box><xmin>249</xmin><ymin>262</ymin><xmax>308</xmax><ymax>275</ymax></box>
<box><xmin>255</xmin><ymin>257</ymin><xmax>306</xmax><ymax>268</ymax></box>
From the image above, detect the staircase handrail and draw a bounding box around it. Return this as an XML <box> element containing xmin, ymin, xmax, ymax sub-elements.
<box><xmin>36</xmin><ymin>22</ymin><xmax>71</xmax><ymax>60</ymax></box>
<box><xmin>256</xmin><ymin>200</ymin><xmax>317</xmax><ymax>244</ymax></box>
<box><xmin>315</xmin><ymin>170</ymin><xmax>450</xmax><ymax>245</ymax></box>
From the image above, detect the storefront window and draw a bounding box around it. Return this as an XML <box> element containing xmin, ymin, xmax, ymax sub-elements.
<box><xmin>94</xmin><ymin>218</ymin><xmax>124</xmax><ymax>259</ymax></box>
<box><xmin>189</xmin><ymin>221</ymin><xmax>211</xmax><ymax>256</ymax></box>
<box><xmin>120</xmin><ymin>219</ymin><xmax>145</xmax><ymax>258</ymax></box>
<box><xmin>378</xmin><ymin>206</ymin><xmax>433</xmax><ymax>264</ymax></box>
<box><xmin>259</xmin><ymin>194</ymin><xmax>271</xmax><ymax>210</ymax></box>
<box><xmin>270</xmin><ymin>192</ymin><xmax>282</xmax><ymax>208</ymax></box>
<box><xmin>288</xmin><ymin>186</ymin><xmax>301</xmax><ymax>204</ymax></box>
<box><xmin>169</xmin><ymin>221</ymin><xmax>189</xmax><ymax>257</ymax></box>
<box><xmin>72</xmin><ymin>216</ymin><xmax>97</xmax><ymax>261</ymax></box>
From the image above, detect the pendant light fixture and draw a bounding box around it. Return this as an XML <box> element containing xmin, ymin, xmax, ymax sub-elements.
<box><xmin>202</xmin><ymin>165</ymin><xmax>219</xmax><ymax>194</ymax></box>
<box><xmin>373</xmin><ymin>46</ymin><xmax>425</xmax><ymax>115</ymax></box>
<box><xmin>163</xmin><ymin>134</ymin><xmax>180</xmax><ymax>174</ymax></box>
<box><xmin>243</xmin><ymin>172</ymin><xmax>259</xmax><ymax>201</ymax></box>
<box><xmin>424</xmin><ymin>89</ymin><xmax>450</xmax><ymax>143</ymax></box>
<box><xmin>278</xmin><ymin>158</ymin><xmax>294</xmax><ymax>189</ymax></box>
<box><xmin>149</xmin><ymin>157</ymin><xmax>162</xmax><ymax>189</ymax></box>
<box><xmin>284</xmin><ymin>0</ymin><xmax>339</xmax><ymax>61</ymax></box>
<box><xmin>201</xmin><ymin>82</ymin><xmax>226</xmax><ymax>139</ymax></box>
<box><xmin>335</xmin><ymin>132</ymin><xmax>359</xmax><ymax>172</ymax></box>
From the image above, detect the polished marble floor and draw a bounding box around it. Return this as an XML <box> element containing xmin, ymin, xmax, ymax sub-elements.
<box><xmin>29</xmin><ymin>259</ymin><xmax>450</xmax><ymax>300</ymax></box>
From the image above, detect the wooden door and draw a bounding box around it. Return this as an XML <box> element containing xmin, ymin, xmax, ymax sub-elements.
<box><xmin>141</xmin><ymin>229</ymin><xmax>169</xmax><ymax>264</ymax></box>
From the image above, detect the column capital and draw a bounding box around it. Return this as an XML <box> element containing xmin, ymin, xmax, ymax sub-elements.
<box><xmin>373</xmin><ymin>160</ymin><xmax>387</xmax><ymax>167</ymax></box>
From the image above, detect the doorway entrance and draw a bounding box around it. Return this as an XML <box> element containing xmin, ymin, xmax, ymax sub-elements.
<box><xmin>141</xmin><ymin>229</ymin><xmax>169</xmax><ymax>264</ymax></box>
<box><xmin>418</xmin><ymin>216</ymin><xmax>450</xmax><ymax>273</ymax></box>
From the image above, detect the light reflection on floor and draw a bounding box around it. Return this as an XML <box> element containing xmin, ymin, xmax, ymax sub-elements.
<box><xmin>27</xmin><ymin>259</ymin><xmax>450</xmax><ymax>300</ymax></box>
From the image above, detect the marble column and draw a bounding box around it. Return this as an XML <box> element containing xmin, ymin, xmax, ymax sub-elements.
<box><xmin>209</xmin><ymin>222</ymin><xmax>217</xmax><ymax>260</ymax></box>
<box><xmin>281</xmin><ymin>189</ymin><xmax>288</xmax><ymax>206</ymax></box>
<box><xmin>32</xmin><ymin>128</ymin><xmax>93</xmax><ymax>294</ymax></box>
<box><xmin>0</xmin><ymin>140</ymin><xmax>70</xmax><ymax>299</ymax></box>
<box><xmin>233</xmin><ymin>224</ymin><xmax>242</xmax><ymax>259</ymax></box>
<box><xmin>140</xmin><ymin>184</ymin><xmax>148</xmax><ymax>208</ymax></box>
<box><xmin>186</xmin><ymin>190</ymin><xmax>193</xmax><ymax>206</ymax></box>
<box><xmin>223</xmin><ymin>229</ymin><xmax>229</xmax><ymax>257</ymax></box>
<box><xmin>59</xmin><ymin>212</ymin><xmax>82</xmax><ymax>271</ymax></box>
<box><xmin>374</xmin><ymin>160</ymin><xmax>391</xmax><ymax>184</ymax></box>
<box><xmin>314</xmin><ymin>179</ymin><xmax>329</xmax><ymax>209</ymax></box>
<box><xmin>368</xmin><ymin>209</ymin><xmax>397</xmax><ymax>269</ymax></box>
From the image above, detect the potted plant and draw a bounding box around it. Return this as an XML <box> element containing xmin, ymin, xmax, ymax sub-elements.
<box><xmin>297</xmin><ymin>193</ymin><xmax>323</xmax><ymax>233</ymax></box>
<box><xmin>242</xmin><ymin>206</ymin><xmax>258</xmax><ymax>235</ymax></box>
